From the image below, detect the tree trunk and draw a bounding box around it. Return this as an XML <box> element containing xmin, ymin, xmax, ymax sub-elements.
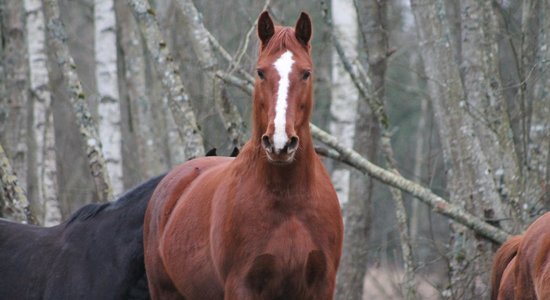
<box><xmin>460</xmin><ymin>0</ymin><xmax>521</xmax><ymax>228</ymax></box>
<box><xmin>115</xmin><ymin>1</ymin><xmax>165</xmax><ymax>179</ymax></box>
<box><xmin>328</xmin><ymin>0</ymin><xmax>358</xmax><ymax>206</ymax></box>
<box><xmin>335</xmin><ymin>0</ymin><xmax>378</xmax><ymax>298</ymax></box>
<box><xmin>175</xmin><ymin>0</ymin><xmax>245</xmax><ymax>150</ymax></box>
<box><xmin>128</xmin><ymin>0</ymin><xmax>205</xmax><ymax>159</ymax></box>
<box><xmin>24</xmin><ymin>0</ymin><xmax>61</xmax><ymax>225</ymax></box>
<box><xmin>0</xmin><ymin>0</ymin><xmax>30</xmax><ymax>202</ymax></box>
<box><xmin>0</xmin><ymin>143</ymin><xmax>36</xmax><ymax>224</ymax></box>
<box><xmin>533</xmin><ymin>1</ymin><xmax>550</xmax><ymax>210</ymax></box>
<box><xmin>44</xmin><ymin>0</ymin><xmax>113</xmax><ymax>203</ymax></box>
<box><xmin>94</xmin><ymin>0</ymin><xmax>124</xmax><ymax>195</ymax></box>
<box><xmin>411</xmin><ymin>0</ymin><xmax>506</xmax><ymax>297</ymax></box>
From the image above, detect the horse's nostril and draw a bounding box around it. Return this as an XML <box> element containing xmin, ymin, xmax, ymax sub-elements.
<box><xmin>261</xmin><ymin>135</ymin><xmax>273</xmax><ymax>153</ymax></box>
<box><xmin>287</xmin><ymin>136</ymin><xmax>299</xmax><ymax>153</ymax></box>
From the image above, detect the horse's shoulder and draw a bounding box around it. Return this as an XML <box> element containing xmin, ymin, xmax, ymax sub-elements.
<box><xmin>148</xmin><ymin>156</ymin><xmax>233</xmax><ymax>231</ymax></box>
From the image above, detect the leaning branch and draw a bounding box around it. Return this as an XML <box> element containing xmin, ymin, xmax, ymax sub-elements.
<box><xmin>44</xmin><ymin>0</ymin><xmax>113</xmax><ymax>202</ymax></box>
<box><xmin>128</xmin><ymin>0</ymin><xmax>205</xmax><ymax>158</ymax></box>
<box><xmin>174</xmin><ymin>0</ymin><xmax>246</xmax><ymax>147</ymax></box>
<box><xmin>310</xmin><ymin>124</ymin><xmax>510</xmax><ymax>244</ymax></box>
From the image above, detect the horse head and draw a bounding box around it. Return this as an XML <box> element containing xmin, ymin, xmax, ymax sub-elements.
<box><xmin>253</xmin><ymin>11</ymin><xmax>313</xmax><ymax>165</ymax></box>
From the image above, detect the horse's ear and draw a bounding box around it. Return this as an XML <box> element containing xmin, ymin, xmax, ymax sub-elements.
<box><xmin>205</xmin><ymin>148</ymin><xmax>217</xmax><ymax>156</ymax></box>
<box><xmin>305</xmin><ymin>250</ymin><xmax>326</xmax><ymax>286</ymax></box>
<box><xmin>258</xmin><ymin>11</ymin><xmax>275</xmax><ymax>48</ymax></box>
<box><xmin>295</xmin><ymin>12</ymin><xmax>312</xmax><ymax>48</ymax></box>
<box><xmin>230</xmin><ymin>147</ymin><xmax>240</xmax><ymax>157</ymax></box>
<box><xmin>247</xmin><ymin>254</ymin><xmax>277</xmax><ymax>292</ymax></box>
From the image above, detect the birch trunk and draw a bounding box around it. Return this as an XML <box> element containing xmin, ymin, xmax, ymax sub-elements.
<box><xmin>44</xmin><ymin>0</ymin><xmax>113</xmax><ymax>202</ymax></box>
<box><xmin>24</xmin><ymin>0</ymin><xmax>61</xmax><ymax>225</ymax></box>
<box><xmin>128</xmin><ymin>0</ymin><xmax>205</xmax><ymax>159</ymax></box>
<box><xmin>95</xmin><ymin>0</ymin><xmax>123</xmax><ymax>195</ymax></box>
<box><xmin>328</xmin><ymin>0</ymin><xmax>358</xmax><ymax>206</ymax></box>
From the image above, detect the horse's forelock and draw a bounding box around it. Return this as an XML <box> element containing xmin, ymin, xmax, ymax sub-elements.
<box><xmin>260</xmin><ymin>27</ymin><xmax>308</xmax><ymax>58</ymax></box>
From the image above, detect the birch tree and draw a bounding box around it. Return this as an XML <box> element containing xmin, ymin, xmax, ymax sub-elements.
<box><xmin>328</xmin><ymin>0</ymin><xmax>358</xmax><ymax>206</ymax></box>
<box><xmin>95</xmin><ymin>0</ymin><xmax>123</xmax><ymax>195</ymax></box>
<box><xmin>24</xmin><ymin>0</ymin><xmax>61</xmax><ymax>225</ymax></box>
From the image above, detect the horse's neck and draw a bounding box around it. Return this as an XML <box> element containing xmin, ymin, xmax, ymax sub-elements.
<box><xmin>237</xmin><ymin>135</ymin><xmax>317</xmax><ymax>192</ymax></box>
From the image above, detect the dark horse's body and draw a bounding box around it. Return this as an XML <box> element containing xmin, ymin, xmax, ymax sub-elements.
<box><xmin>0</xmin><ymin>174</ymin><xmax>165</xmax><ymax>300</ymax></box>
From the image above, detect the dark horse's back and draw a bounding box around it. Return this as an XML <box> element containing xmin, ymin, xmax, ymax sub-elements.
<box><xmin>0</xmin><ymin>174</ymin><xmax>165</xmax><ymax>300</ymax></box>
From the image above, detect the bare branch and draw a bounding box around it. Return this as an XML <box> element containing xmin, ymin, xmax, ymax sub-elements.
<box><xmin>310</xmin><ymin>123</ymin><xmax>510</xmax><ymax>244</ymax></box>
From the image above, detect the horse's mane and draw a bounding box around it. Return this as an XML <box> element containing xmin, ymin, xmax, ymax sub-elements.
<box><xmin>261</xmin><ymin>26</ymin><xmax>307</xmax><ymax>56</ymax></box>
<box><xmin>65</xmin><ymin>174</ymin><xmax>165</xmax><ymax>226</ymax></box>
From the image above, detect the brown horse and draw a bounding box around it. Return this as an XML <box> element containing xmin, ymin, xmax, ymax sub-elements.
<box><xmin>515</xmin><ymin>212</ymin><xmax>550</xmax><ymax>299</ymax></box>
<box><xmin>491</xmin><ymin>212</ymin><xmax>550</xmax><ymax>300</ymax></box>
<box><xmin>144</xmin><ymin>11</ymin><xmax>343</xmax><ymax>300</ymax></box>
<box><xmin>491</xmin><ymin>235</ymin><xmax>521</xmax><ymax>300</ymax></box>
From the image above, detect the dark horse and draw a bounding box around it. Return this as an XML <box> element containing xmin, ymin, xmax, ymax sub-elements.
<box><xmin>144</xmin><ymin>11</ymin><xmax>344</xmax><ymax>300</ymax></box>
<box><xmin>0</xmin><ymin>174</ymin><xmax>165</xmax><ymax>300</ymax></box>
<box><xmin>491</xmin><ymin>212</ymin><xmax>550</xmax><ymax>299</ymax></box>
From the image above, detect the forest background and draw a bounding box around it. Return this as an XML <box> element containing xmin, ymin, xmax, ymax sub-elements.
<box><xmin>0</xmin><ymin>0</ymin><xmax>548</xmax><ymax>299</ymax></box>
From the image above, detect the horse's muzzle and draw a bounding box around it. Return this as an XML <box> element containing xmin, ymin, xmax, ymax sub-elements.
<box><xmin>261</xmin><ymin>134</ymin><xmax>299</xmax><ymax>165</ymax></box>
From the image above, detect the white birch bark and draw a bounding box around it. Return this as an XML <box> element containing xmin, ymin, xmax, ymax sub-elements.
<box><xmin>329</xmin><ymin>0</ymin><xmax>358</xmax><ymax>206</ymax></box>
<box><xmin>95</xmin><ymin>0</ymin><xmax>123</xmax><ymax>195</ymax></box>
<box><xmin>24</xmin><ymin>0</ymin><xmax>61</xmax><ymax>226</ymax></box>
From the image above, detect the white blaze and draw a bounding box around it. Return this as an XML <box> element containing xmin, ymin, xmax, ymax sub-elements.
<box><xmin>273</xmin><ymin>51</ymin><xmax>294</xmax><ymax>152</ymax></box>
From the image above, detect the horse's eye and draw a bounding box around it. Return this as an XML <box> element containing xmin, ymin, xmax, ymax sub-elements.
<box><xmin>257</xmin><ymin>69</ymin><xmax>265</xmax><ymax>80</ymax></box>
<box><xmin>302</xmin><ymin>70</ymin><xmax>311</xmax><ymax>80</ymax></box>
